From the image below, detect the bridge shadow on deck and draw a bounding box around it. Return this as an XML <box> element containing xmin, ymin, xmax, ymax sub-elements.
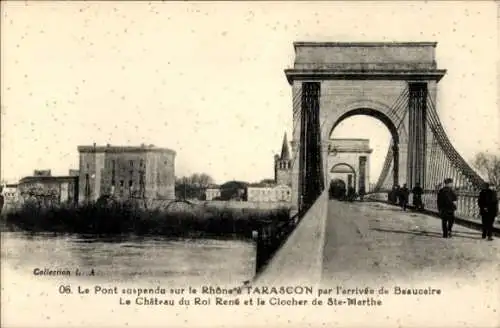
<box><xmin>371</xmin><ymin>227</ymin><xmax>480</xmax><ymax>240</ymax></box>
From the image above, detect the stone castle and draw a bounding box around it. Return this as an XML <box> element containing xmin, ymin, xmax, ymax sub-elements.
<box><xmin>78</xmin><ymin>144</ymin><xmax>176</xmax><ymax>202</ymax></box>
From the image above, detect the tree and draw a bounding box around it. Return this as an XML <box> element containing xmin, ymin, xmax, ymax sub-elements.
<box><xmin>219</xmin><ymin>180</ymin><xmax>249</xmax><ymax>201</ymax></box>
<box><xmin>22</xmin><ymin>185</ymin><xmax>59</xmax><ymax>207</ymax></box>
<box><xmin>198</xmin><ymin>173</ymin><xmax>214</xmax><ymax>187</ymax></box>
<box><xmin>472</xmin><ymin>152</ymin><xmax>500</xmax><ymax>188</ymax></box>
<box><xmin>175</xmin><ymin>173</ymin><xmax>215</xmax><ymax>200</ymax></box>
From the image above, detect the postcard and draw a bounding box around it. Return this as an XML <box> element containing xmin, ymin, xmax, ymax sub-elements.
<box><xmin>1</xmin><ymin>1</ymin><xmax>499</xmax><ymax>327</ymax></box>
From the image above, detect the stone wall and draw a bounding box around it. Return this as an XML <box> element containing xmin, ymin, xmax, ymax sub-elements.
<box><xmin>78</xmin><ymin>145</ymin><xmax>176</xmax><ymax>203</ymax></box>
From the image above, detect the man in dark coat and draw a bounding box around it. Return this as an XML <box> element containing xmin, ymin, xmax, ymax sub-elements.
<box><xmin>359</xmin><ymin>186</ymin><xmax>366</xmax><ymax>202</ymax></box>
<box><xmin>437</xmin><ymin>178</ymin><xmax>457</xmax><ymax>238</ymax></box>
<box><xmin>399</xmin><ymin>183</ymin><xmax>410</xmax><ymax>211</ymax></box>
<box><xmin>412</xmin><ymin>183</ymin><xmax>424</xmax><ymax>211</ymax></box>
<box><xmin>347</xmin><ymin>186</ymin><xmax>356</xmax><ymax>202</ymax></box>
<box><xmin>0</xmin><ymin>186</ymin><xmax>4</xmax><ymax>216</ymax></box>
<box><xmin>478</xmin><ymin>182</ymin><xmax>498</xmax><ymax>241</ymax></box>
<box><xmin>392</xmin><ymin>185</ymin><xmax>400</xmax><ymax>205</ymax></box>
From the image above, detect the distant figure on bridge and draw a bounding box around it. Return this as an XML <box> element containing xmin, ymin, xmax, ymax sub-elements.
<box><xmin>478</xmin><ymin>182</ymin><xmax>498</xmax><ymax>241</ymax></box>
<box><xmin>412</xmin><ymin>183</ymin><xmax>424</xmax><ymax>211</ymax></box>
<box><xmin>347</xmin><ymin>186</ymin><xmax>356</xmax><ymax>202</ymax></box>
<box><xmin>399</xmin><ymin>184</ymin><xmax>410</xmax><ymax>211</ymax></box>
<box><xmin>389</xmin><ymin>185</ymin><xmax>399</xmax><ymax>204</ymax></box>
<box><xmin>329</xmin><ymin>180</ymin><xmax>346</xmax><ymax>200</ymax></box>
<box><xmin>0</xmin><ymin>185</ymin><xmax>4</xmax><ymax>216</ymax></box>
<box><xmin>437</xmin><ymin>178</ymin><xmax>457</xmax><ymax>238</ymax></box>
<box><xmin>359</xmin><ymin>186</ymin><xmax>365</xmax><ymax>202</ymax></box>
<box><xmin>340</xmin><ymin>186</ymin><xmax>346</xmax><ymax>200</ymax></box>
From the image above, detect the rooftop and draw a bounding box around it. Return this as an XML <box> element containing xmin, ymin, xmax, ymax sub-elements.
<box><xmin>286</xmin><ymin>41</ymin><xmax>446</xmax><ymax>84</ymax></box>
<box><xmin>19</xmin><ymin>176</ymin><xmax>78</xmax><ymax>183</ymax></box>
<box><xmin>78</xmin><ymin>144</ymin><xmax>176</xmax><ymax>155</ymax></box>
<box><xmin>293</xmin><ymin>41</ymin><xmax>438</xmax><ymax>48</ymax></box>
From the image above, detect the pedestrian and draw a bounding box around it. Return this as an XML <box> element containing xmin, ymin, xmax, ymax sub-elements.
<box><xmin>340</xmin><ymin>185</ymin><xmax>346</xmax><ymax>201</ymax></box>
<box><xmin>412</xmin><ymin>183</ymin><xmax>424</xmax><ymax>211</ymax></box>
<box><xmin>0</xmin><ymin>186</ymin><xmax>4</xmax><ymax>216</ymax></box>
<box><xmin>478</xmin><ymin>182</ymin><xmax>498</xmax><ymax>241</ymax></box>
<box><xmin>399</xmin><ymin>183</ymin><xmax>410</xmax><ymax>211</ymax></box>
<box><xmin>393</xmin><ymin>185</ymin><xmax>400</xmax><ymax>205</ymax></box>
<box><xmin>347</xmin><ymin>186</ymin><xmax>355</xmax><ymax>202</ymax></box>
<box><xmin>328</xmin><ymin>181</ymin><xmax>334</xmax><ymax>200</ymax></box>
<box><xmin>437</xmin><ymin>178</ymin><xmax>457</xmax><ymax>238</ymax></box>
<box><xmin>359</xmin><ymin>186</ymin><xmax>365</xmax><ymax>202</ymax></box>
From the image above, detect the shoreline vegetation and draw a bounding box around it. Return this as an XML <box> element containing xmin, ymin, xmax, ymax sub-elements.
<box><xmin>1</xmin><ymin>200</ymin><xmax>291</xmax><ymax>240</ymax></box>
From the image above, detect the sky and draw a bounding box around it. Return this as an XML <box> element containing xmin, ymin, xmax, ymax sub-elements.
<box><xmin>1</xmin><ymin>1</ymin><xmax>499</xmax><ymax>185</ymax></box>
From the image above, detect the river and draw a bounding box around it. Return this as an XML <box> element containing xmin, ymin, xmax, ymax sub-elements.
<box><xmin>1</xmin><ymin>231</ymin><xmax>257</xmax><ymax>286</ymax></box>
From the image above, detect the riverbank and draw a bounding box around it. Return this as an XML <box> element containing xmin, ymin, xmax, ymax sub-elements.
<box><xmin>1</xmin><ymin>201</ymin><xmax>291</xmax><ymax>239</ymax></box>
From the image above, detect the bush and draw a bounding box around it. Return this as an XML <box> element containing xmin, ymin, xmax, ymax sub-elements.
<box><xmin>2</xmin><ymin>201</ymin><xmax>291</xmax><ymax>240</ymax></box>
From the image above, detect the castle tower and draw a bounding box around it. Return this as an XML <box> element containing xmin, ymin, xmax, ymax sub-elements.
<box><xmin>274</xmin><ymin>132</ymin><xmax>292</xmax><ymax>186</ymax></box>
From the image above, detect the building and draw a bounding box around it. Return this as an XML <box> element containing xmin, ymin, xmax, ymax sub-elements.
<box><xmin>274</xmin><ymin>132</ymin><xmax>292</xmax><ymax>187</ymax></box>
<box><xmin>243</xmin><ymin>133</ymin><xmax>294</xmax><ymax>203</ymax></box>
<box><xmin>18</xmin><ymin>174</ymin><xmax>79</xmax><ymax>206</ymax></box>
<box><xmin>2</xmin><ymin>183</ymin><xmax>19</xmax><ymax>205</ymax></box>
<box><xmin>77</xmin><ymin>144</ymin><xmax>176</xmax><ymax>203</ymax></box>
<box><xmin>247</xmin><ymin>183</ymin><xmax>292</xmax><ymax>203</ymax></box>
<box><xmin>68</xmin><ymin>169</ymin><xmax>79</xmax><ymax>177</ymax></box>
<box><xmin>205</xmin><ymin>187</ymin><xmax>221</xmax><ymax>201</ymax></box>
<box><xmin>327</xmin><ymin>138</ymin><xmax>373</xmax><ymax>193</ymax></box>
<box><xmin>33</xmin><ymin>169</ymin><xmax>51</xmax><ymax>177</ymax></box>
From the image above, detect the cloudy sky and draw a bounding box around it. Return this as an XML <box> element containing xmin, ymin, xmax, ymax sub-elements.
<box><xmin>1</xmin><ymin>1</ymin><xmax>498</xmax><ymax>184</ymax></box>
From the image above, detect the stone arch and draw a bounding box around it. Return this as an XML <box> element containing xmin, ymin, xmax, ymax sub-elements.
<box><xmin>324</xmin><ymin>99</ymin><xmax>402</xmax><ymax>144</ymax></box>
<box><xmin>322</xmin><ymin>99</ymin><xmax>404</xmax><ymax>191</ymax></box>
<box><xmin>330</xmin><ymin>162</ymin><xmax>356</xmax><ymax>174</ymax></box>
<box><xmin>330</xmin><ymin>162</ymin><xmax>357</xmax><ymax>192</ymax></box>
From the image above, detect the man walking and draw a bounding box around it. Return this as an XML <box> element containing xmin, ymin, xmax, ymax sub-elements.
<box><xmin>359</xmin><ymin>186</ymin><xmax>366</xmax><ymax>202</ymax></box>
<box><xmin>412</xmin><ymin>183</ymin><xmax>424</xmax><ymax>211</ymax></box>
<box><xmin>478</xmin><ymin>182</ymin><xmax>498</xmax><ymax>241</ymax></box>
<box><xmin>437</xmin><ymin>178</ymin><xmax>457</xmax><ymax>238</ymax></box>
<box><xmin>0</xmin><ymin>185</ymin><xmax>4</xmax><ymax>216</ymax></box>
<box><xmin>399</xmin><ymin>183</ymin><xmax>410</xmax><ymax>211</ymax></box>
<box><xmin>393</xmin><ymin>185</ymin><xmax>400</xmax><ymax>205</ymax></box>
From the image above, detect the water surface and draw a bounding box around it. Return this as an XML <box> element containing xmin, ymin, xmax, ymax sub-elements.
<box><xmin>1</xmin><ymin>231</ymin><xmax>256</xmax><ymax>286</ymax></box>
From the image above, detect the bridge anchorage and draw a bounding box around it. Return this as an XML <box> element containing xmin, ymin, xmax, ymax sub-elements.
<box><xmin>285</xmin><ymin>42</ymin><xmax>486</xmax><ymax>219</ymax></box>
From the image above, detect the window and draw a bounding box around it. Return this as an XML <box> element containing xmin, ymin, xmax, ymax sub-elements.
<box><xmin>111</xmin><ymin>160</ymin><xmax>116</xmax><ymax>186</ymax></box>
<box><xmin>85</xmin><ymin>173</ymin><xmax>90</xmax><ymax>199</ymax></box>
<box><xmin>120</xmin><ymin>180</ymin><xmax>124</xmax><ymax>187</ymax></box>
<box><xmin>129</xmin><ymin>180</ymin><xmax>133</xmax><ymax>187</ymax></box>
<box><xmin>130</xmin><ymin>160</ymin><xmax>134</xmax><ymax>167</ymax></box>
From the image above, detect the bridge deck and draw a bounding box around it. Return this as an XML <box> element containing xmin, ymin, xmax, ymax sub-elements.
<box><xmin>322</xmin><ymin>200</ymin><xmax>500</xmax><ymax>287</ymax></box>
<box><xmin>319</xmin><ymin>200</ymin><xmax>500</xmax><ymax>326</ymax></box>
<box><xmin>252</xmin><ymin>198</ymin><xmax>499</xmax><ymax>326</ymax></box>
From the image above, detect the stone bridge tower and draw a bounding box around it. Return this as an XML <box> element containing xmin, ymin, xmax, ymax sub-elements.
<box><xmin>328</xmin><ymin>138</ymin><xmax>373</xmax><ymax>193</ymax></box>
<box><xmin>285</xmin><ymin>42</ymin><xmax>446</xmax><ymax>213</ymax></box>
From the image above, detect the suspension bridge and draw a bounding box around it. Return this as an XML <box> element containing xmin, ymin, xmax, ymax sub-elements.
<box><xmin>254</xmin><ymin>42</ymin><xmax>499</xmax><ymax>288</ymax></box>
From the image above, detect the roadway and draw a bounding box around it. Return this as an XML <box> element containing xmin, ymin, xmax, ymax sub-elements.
<box><xmin>321</xmin><ymin>200</ymin><xmax>500</xmax><ymax>286</ymax></box>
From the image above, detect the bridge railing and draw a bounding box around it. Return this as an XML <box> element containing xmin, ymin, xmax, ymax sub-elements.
<box><xmin>367</xmin><ymin>190</ymin><xmax>499</xmax><ymax>223</ymax></box>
